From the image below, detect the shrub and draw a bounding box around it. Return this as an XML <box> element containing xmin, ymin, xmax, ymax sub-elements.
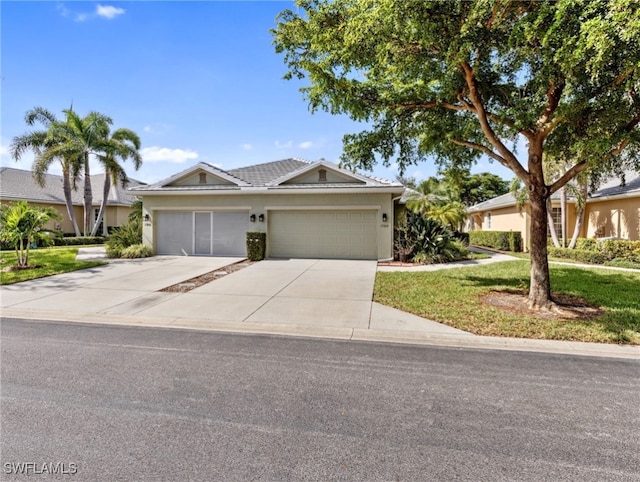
<box><xmin>600</xmin><ymin>239</ymin><xmax>640</xmax><ymax>261</ymax></box>
<box><xmin>246</xmin><ymin>231</ymin><xmax>266</xmax><ymax>261</ymax></box>
<box><xmin>53</xmin><ymin>236</ymin><xmax>105</xmax><ymax>246</ymax></box>
<box><xmin>106</xmin><ymin>219</ymin><xmax>142</xmax><ymax>258</ymax></box>
<box><xmin>575</xmin><ymin>238</ymin><xmax>598</xmax><ymax>251</ymax></box>
<box><xmin>468</xmin><ymin>230</ymin><xmax>523</xmax><ymax>252</ymax></box>
<box><xmin>453</xmin><ymin>231</ymin><xmax>470</xmax><ymax>246</ymax></box>
<box><xmin>547</xmin><ymin>247</ymin><xmax>606</xmax><ymax>264</ymax></box>
<box><xmin>120</xmin><ymin>244</ymin><xmax>153</xmax><ymax>259</ymax></box>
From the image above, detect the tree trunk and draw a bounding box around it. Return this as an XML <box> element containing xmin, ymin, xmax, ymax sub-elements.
<box><xmin>528</xmin><ymin>187</ymin><xmax>553</xmax><ymax>309</ymax></box>
<box><xmin>90</xmin><ymin>175</ymin><xmax>111</xmax><ymax>236</ymax></box>
<box><xmin>560</xmin><ymin>186</ymin><xmax>567</xmax><ymax>247</ymax></box>
<box><xmin>568</xmin><ymin>182</ymin><xmax>588</xmax><ymax>249</ymax></box>
<box><xmin>62</xmin><ymin>171</ymin><xmax>81</xmax><ymax>236</ymax></box>
<box><xmin>546</xmin><ymin>198</ymin><xmax>561</xmax><ymax>248</ymax></box>
<box><xmin>83</xmin><ymin>152</ymin><xmax>92</xmax><ymax>236</ymax></box>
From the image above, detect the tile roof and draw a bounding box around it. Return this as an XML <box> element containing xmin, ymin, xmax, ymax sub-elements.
<box><xmin>467</xmin><ymin>171</ymin><xmax>640</xmax><ymax>212</ymax></box>
<box><xmin>590</xmin><ymin>171</ymin><xmax>640</xmax><ymax>199</ymax></box>
<box><xmin>131</xmin><ymin>158</ymin><xmax>404</xmax><ymax>192</ymax></box>
<box><xmin>227</xmin><ymin>158</ymin><xmax>312</xmax><ymax>186</ymax></box>
<box><xmin>0</xmin><ymin>167</ymin><xmax>144</xmax><ymax>206</ymax></box>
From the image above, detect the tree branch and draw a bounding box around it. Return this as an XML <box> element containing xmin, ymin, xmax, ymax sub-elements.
<box><xmin>449</xmin><ymin>138</ymin><xmax>529</xmax><ymax>181</ymax></box>
<box><xmin>537</xmin><ymin>81</ymin><xmax>564</xmax><ymax>131</ymax></box>
<box><xmin>459</xmin><ymin>61</ymin><xmax>523</xmax><ymax>172</ymax></box>
<box><xmin>549</xmin><ymin>160</ymin><xmax>588</xmax><ymax>194</ymax></box>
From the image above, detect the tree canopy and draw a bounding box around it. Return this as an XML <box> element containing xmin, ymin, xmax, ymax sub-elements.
<box><xmin>274</xmin><ymin>0</ymin><xmax>640</xmax><ymax>309</ymax></box>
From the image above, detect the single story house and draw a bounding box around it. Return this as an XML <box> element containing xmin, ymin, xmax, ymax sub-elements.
<box><xmin>466</xmin><ymin>171</ymin><xmax>640</xmax><ymax>248</ymax></box>
<box><xmin>0</xmin><ymin>167</ymin><xmax>144</xmax><ymax>235</ymax></box>
<box><xmin>129</xmin><ymin>158</ymin><xmax>405</xmax><ymax>260</ymax></box>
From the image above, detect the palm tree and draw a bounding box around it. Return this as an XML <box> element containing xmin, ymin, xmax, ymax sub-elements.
<box><xmin>43</xmin><ymin>110</ymin><xmax>113</xmax><ymax>235</ymax></box>
<box><xmin>427</xmin><ymin>201</ymin><xmax>467</xmax><ymax>231</ymax></box>
<box><xmin>406</xmin><ymin>177</ymin><xmax>467</xmax><ymax>231</ymax></box>
<box><xmin>9</xmin><ymin>107</ymin><xmax>83</xmax><ymax>236</ymax></box>
<box><xmin>90</xmin><ymin>128</ymin><xmax>142</xmax><ymax>236</ymax></box>
<box><xmin>0</xmin><ymin>201</ymin><xmax>61</xmax><ymax>267</ymax></box>
<box><xmin>405</xmin><ymin>177</ymin><xmax>449</xmax><ymax>216</ymax></box>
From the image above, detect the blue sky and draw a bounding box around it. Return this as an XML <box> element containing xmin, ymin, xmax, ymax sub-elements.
<box><xmin>1</xmin><ymin>1</ymin><xmax>515</xmax><ymax>185</ymax></box>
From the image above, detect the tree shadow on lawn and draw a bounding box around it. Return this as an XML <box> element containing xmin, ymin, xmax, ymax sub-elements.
<box><xmin>463</xmin><ymin>267</ymin><xmax>640</xmax><ymax>343</ymax></box>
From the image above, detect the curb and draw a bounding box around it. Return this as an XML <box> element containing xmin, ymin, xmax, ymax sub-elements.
<box><xmin>3</xmin><ymin>308</ymin><xmax>639</xmax><ymax>360</ymax></box>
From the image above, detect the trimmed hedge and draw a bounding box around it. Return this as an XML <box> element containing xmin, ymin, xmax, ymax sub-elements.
<box><xmin>246</xmin><ymin>231</ymin><xmax>266</xmax><ymax>261</ymax></box>
<box><xmin>469</xmin><ymin>231</ymin><xmax>523</xmax><ymax>252</ymax></box>
<box><xmin>54</xmin><ymin>236</ymin><xmax>105</xmax><ymax>246</ymax></box>
<box><xmin>547</xmin><ymin>247</ymin><xmax>606</xmax><ymax>265</ymax></box>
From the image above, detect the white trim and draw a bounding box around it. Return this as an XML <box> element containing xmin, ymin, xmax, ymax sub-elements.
<box><xmin>264</xmin><ymin>205</ymin><xmax>381</xmax><ymax>211</ymax></box>
<box><xmin>150</xmin><ymin>162</ymin><xmax>250</xmax><ymax>188</ymax></box>
<box><xmin>587</xmin><ymin>193</ymin><xmax>640</xmax><ymax>203</ymax></box>
<box><xmin>266</xmin><ymin>160</ymin><xmax>377</xmax><ymax>186</ymax></box>
<box><xmin>130</xmin><ymin>187</ymin><xmax>404</xmax><ymax>196</ymax></box>
<box><xmin>151</xmin><ymin>206</ymin><xmax>252</xmax><ymax>212</ymax></box>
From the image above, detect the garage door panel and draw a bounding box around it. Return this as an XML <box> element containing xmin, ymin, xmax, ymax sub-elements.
<box><xmin>269</xmin><ymin>210</ymin><xmax>377</xmax><ymax>260</ymax></box>
<box><xmin>156</xmin><ymin>211</ymin><xmax>247</xmax><ymax>256</ymax></box>
<box><xmin>157</xmin><ymin>212</ymin><xmax>194</xmax><ymax>255</ymax></box>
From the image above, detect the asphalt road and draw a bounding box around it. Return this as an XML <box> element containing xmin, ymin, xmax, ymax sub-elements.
<box><xmin>1</xmin><ymin>318</ymin><xmax>639</xmax><ymax>482</ymax></box>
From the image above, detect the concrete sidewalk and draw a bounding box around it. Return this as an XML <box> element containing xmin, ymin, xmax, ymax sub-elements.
<box><xmin>1</xmin><ymin>250</ymin><xmax>638</xmax><ymax>360</ymax></box>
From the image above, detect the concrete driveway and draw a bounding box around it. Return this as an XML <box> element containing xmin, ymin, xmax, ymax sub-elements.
<box><xmin>1</xmin><ymin>255</ymin><xmax>468</xmax><ymax>336</ymax></box>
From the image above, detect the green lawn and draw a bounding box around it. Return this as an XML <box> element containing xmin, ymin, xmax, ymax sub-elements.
<box><xmin>374</xmin><ymin>260</ymin><xmax>640</xmax><ymax>344</ymax></box>
<box><xmin>0</xmin><ymin>248</ymin><xmax>106</xmax><ymax>285</ymax></box>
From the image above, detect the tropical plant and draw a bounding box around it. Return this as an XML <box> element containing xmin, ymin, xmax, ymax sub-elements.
<box><xmin>273</xmin><ymin>0</ymin><xmax>640</xmax><ymax>310</ymax></box>
<box><xmin>90</xmin><ymin>128</ymin><xmax>142</xmax><ymax>236</ymax></box>
<box><xmin>0</xmin><ymin>201</ymin><xmax>61</xmax><ymax>267</ymax></box>
<box><xmin>10</xmin><ymin>107</ymin><xmax>82</xmax><ymax>236</ymax></box>
<box><xmin>105</xmin><ymin>217</ymin><xmax>142</xmax><ymax>258</ymax></box>
<box><xmin>402</xmin><ymin>212</ymin><xmax>467</xmax><ymax>264</ymax></box>
<box><xmin>120</xmin><ymin>244</ymin><xmax>153</xmax><ymax>259</ymax></box>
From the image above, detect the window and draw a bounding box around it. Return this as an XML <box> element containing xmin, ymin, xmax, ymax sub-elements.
<box><xmin>318</xmin><ymin>169</ymin><xmax>327</xmax><ymax>182</ymax></box>
<box><xmin>199</xmin><ymin>173</ymin><xmax>207</xmax><ymax>184</ymax></box>
<box><xmin>486</xmin><ymin>212</ymin><xmax>491</xmax><ymax>229</ymax></box>
<box><xmin>470</xmin><ymin>217</ymin><xmax>475</xmax><ymax>230</ymax></box>
<box><xmin>549</xmin><ymin>207</ymin><xmax>562</xmax><ymax>238</ymax></box>
<box><xmin>94</xmin><ymin>208</ymin><xmax>104</xmax><ymax>235</ymax></box>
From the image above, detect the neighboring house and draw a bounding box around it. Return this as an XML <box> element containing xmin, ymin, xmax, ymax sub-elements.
<box><xmin>466</xmin><ymin>171</ymin><xmax>640</xmax><ymax>249</ymax></box>
<box><xmin>0</xmin><ymin>167</ymin><xmax>145</xmax><ymax>235</ymax></box>
<box><xmin>130</xmin><ymin>158</ymin><xmax>405</xmax><ymax>260</ymax></box>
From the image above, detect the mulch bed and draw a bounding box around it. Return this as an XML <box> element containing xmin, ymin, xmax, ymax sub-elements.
<box><xmin>159</xmin><ymin>260</ymin><xmax>254</xmax><ymax>293</ymax></box>
<box><xmin>482</xmin><ymin>289</ymin><xmax>604</xmax><ymax>320</ymax></box>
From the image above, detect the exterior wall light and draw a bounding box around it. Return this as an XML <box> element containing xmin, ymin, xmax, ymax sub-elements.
<box><xmin>144</xmin><ymin>214</ymin><xmax>151</xmax><ymax>222</ymax></box>
<box><xmin>250</xmin><ymin>214</ymin><xmax>256</xmax><ymax>222</ymax></box>
<box><xmin>258</xmin><ymin>214</ymin><xmax>265</xmax><ymax>222</ymax></box>
<box><xmin>382</xmin><ymin>213</ymin><xmax>388</xmax><ymax>222</ymax></box>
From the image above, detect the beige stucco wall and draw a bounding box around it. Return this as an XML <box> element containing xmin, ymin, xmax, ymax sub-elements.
<box><xmin>584</xmin><ymin>197</ymin><xmax>640</xmax><ymax>240</ymax></box>
<box><xmin>9</xmin><ymin>202</ymin><xmax>132</xmax><ymax>235</ymax></box>
<box><xmin>467</xmin><ymin>206</ymin><xmax>529</xmax><ymax>249</ymax></box>
<box><xmin>140</xmin><ymin>191</ymin><xmax>396</xmax><ymax>260</ymax></box>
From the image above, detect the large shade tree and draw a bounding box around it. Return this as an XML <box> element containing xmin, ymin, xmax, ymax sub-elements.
<box><xmin>273</xmin><ymin>0</ymin><xmax>640</xmax><ymax>309</ymax></box>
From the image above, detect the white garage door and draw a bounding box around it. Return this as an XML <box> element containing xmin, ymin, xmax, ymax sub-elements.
<box><xmin>156</xmin><ymin>211</ymin><xmax>248</xmax><ymax>256</ymax></box>
<box><xmin>268</xmin><ymin>210</ymin><xmax>377</xmax><ymax>260</ymax></box>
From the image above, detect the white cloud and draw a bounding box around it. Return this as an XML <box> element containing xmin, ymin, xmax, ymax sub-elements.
<box><xmin>298</xmin><ymin>141</ymin><xmax>314</xmax><ymax>149</ymax></box>
<box><xmin>96</xmin><ymin>4</ymin><xmax>125</xmax><ymax>19</ymax></box>
<box><xmin>141</xmin><ymin>146</ymin><xmax>198</xmax><ymax>164</ymax></box>
<box><xmin>241</xmin><ymin>144</ymin><xmax>252</xmax><ymax>151</ymax></box>
<box><xmin>274</xmin><ymin>140</ymin><xmax>293</xmax><ymax>149</ymax></box>
<box><xmin>144</xmin><ymin>126</ymin><xmax>152</xmax><ymax>133</ymax></box>
<box><xmin>57</xmin><ymin>3</ymin><xmax>125</xmax><ymax>22</ymax></box>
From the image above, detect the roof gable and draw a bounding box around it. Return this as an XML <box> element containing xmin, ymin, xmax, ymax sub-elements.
<box><xmin>267</xmin><ymin>160</ymin><xmax>373</xmax><ymax>187</ymax></box>
<box><xmin>153</xmin><ymin>162</ymin><xmax>249</xmax><ymax>188</ymax></box>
